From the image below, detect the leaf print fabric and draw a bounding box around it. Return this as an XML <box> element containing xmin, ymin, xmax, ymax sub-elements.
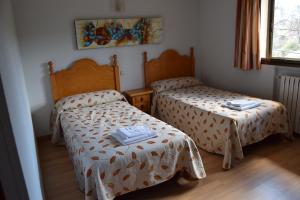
<box><xmin>151</xmin><ymin>76</ymin><xmax>202</xmax><ymax>93</ymax></box>
<box><xmin>51</xmin><ymin>95</ymin><xmax>206</xmax><ymax>200</ymax></box>
<box><xmin>50</xmin><ymin>90</ymin><xmax>126</xmax><ymax>144</ymax></box>
<box><xmin>150</xmin><ymin>77</ymin><xmax>202</xmax><ymax>115</ymax></box>
<box><xmin>55</xmin><ymin>90</ymin><xmax>126</xmax><ymax>111</ymax></box>
<box><xmin>152</xmin><ymin>84</ymin><xmax>292</xmax><ymax>169</ymax></box>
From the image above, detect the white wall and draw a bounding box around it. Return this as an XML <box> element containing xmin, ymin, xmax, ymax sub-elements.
<box><xmin>12</xmin><ymin>0</ymin><xmax>201</xmax><ymax>136</ymax></box>
<box><xmin>0</xmin><ymin>0</ymin><xmax>43</xmax><ymax>199</ymax></box>
<box><xmin>197</xmin><ymin>0</ymin><xmax>278</xmax><ymax>99</ymax></box>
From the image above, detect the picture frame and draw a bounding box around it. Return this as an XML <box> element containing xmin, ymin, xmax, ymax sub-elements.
<box><xmin>75</xmin><ymin>17</ymin><xmax>163</xmax><ymax>49</ymax></box>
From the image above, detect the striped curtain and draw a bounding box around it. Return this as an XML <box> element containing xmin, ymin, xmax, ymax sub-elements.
<box><xmin>234</xmin><ymin>0</ymin><xmax>261</xmax><ymax>70</ymax></box>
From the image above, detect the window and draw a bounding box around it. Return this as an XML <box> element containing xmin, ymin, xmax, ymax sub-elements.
<box><xmin>263</xmin><ymin>0</ymin><xmax>300</xmax><ymax>66</ymax></box>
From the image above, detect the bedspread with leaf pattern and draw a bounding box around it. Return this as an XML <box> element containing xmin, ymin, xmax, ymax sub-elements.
<box><xmin>53</xmin><ymin>100</ymin><xmax>205</xmax><ymax>200</ymax></box>
<box><xmin>153</xmin><ymin>85</ymin><xmax>292</xmax><ymax>169</ymax></box>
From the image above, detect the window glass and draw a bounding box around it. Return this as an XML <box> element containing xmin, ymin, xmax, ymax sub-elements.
<box><xmin>272</xmin><ymin>0</ymin><xmax>300</xmax><ymax>59</ymax></box>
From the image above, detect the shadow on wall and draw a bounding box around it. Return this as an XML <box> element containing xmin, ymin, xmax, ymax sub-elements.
<box><xmin>31</xmin><ymin>62</ymin><xmax>54</xmax><ymax>136</ymax></box>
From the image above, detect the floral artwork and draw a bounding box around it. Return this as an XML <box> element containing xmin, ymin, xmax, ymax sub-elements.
<box><xmin>75</xmin><ymin>17</ymin><xmax>163</xmax><ymax>49</ymax></box>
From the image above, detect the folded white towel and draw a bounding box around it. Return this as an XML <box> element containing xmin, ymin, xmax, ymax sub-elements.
<box><xmin>227</xmin><ymin>100</ymin><xmax>259</xmax><ymax>107</ymax></box>
<box><xmin>112</xmin><ymin>132</ymin><xmax>157</xmax><ymax>145</ymax></box>
<box><xmin>224</xmin><ymin>102</ymin><xmax>261</xmax><ymax>111</ymax></box>
<box><xmin>117</xmin><ymin>126</ymin><xmax>152</xmax><ymax>138</ymax></box>
<box><xmin>112</xmin><ymin>126</ymin><xmax>157</xmax><ymax>145</ymax></box>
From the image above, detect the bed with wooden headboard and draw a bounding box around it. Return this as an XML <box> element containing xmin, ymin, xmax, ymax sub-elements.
<box><xmin>143</xmin><ymin>47</ymin><xmax>195</xmax><ymax>88</ymax></box>
<box><xmin>144</xmin><ymin>48</ymin><xmax>291</xmax><ymax>170</ymax></box>
<box><xmin>47</xmin><ymin>55</ymin><xmax>206</xmax><ymax>199</ymax></box>
<box><xmin>48</xmin><ymin>55</ymin><xmax>120</xmax><ymax>102</ymax></box>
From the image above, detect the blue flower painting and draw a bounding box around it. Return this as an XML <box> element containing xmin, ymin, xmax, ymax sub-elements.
<box><xmin>75</xmin><ymin>17</ymin><xmax>162</xmax><ymax>49</ymax></box>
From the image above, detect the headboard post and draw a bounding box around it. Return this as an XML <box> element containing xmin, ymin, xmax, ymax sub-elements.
<box><xmin>143</xmin><ymin>52</ymin><xmax>148</xmax><ymax>63</ymax></box>
<box><xmin>48</xmin><ymin>61</ymin><xmax>54</xmax><ymax>75</ymax></box>
<box><xmin>112</xmin><ymin>55</ymin><xmax>121</xmax><ymax>91</ymax></box>
<box><xmin>47</xmin><ymin>61</ymin><xmax>59</xmax><ymax>102</ymax></box>
<box><xmin>112</xmin><ymin>55</ymin><xmax>117</xmax><ymax>67</ymax></box>
<box><xmin>190</xmin><ymin>47</ymin><xmax>195</xmax><ymax>76</ymax></box>
<box><xmin>143</xmin><ymin>52</ymin><xmax>149</xmax><ymax>88</ymax></box>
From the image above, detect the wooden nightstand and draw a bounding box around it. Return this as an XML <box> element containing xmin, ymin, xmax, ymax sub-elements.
<box><xmin>125</xmin><ymin>88</ymin><xmax>153</xmax><ymax>114</ymax></box>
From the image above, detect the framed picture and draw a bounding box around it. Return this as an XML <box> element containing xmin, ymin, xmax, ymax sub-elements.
<box><xmin>75</xmin><ymin>17</ymin><xmax>163</xmax><ymax>49</ymax></box>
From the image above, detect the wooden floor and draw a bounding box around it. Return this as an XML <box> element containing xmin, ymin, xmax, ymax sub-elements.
<box><xmin>38</xmin><ymin>135</ymin><xmax>300</xmax><ymax>200</ymax></box>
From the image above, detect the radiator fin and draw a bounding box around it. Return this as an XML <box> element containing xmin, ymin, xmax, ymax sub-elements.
<box><xmin>279</xmin><ymin>76</ymin><xmax>300</xmax><ymax>134</ymax></box>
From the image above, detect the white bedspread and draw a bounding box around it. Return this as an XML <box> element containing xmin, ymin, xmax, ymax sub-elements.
<box><xmin>52</xmin><ymin>100</ymin><xmax>206</xmax><ymax>200</ymax></box>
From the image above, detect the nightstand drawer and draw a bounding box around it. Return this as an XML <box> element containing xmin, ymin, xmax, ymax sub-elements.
<box><xmin>135</xmin><ymin>102</ymin><xmax>150</xmax><ymax>112</ymax></box>
<box><xmin>132</xmin><ymin>95</ymin><xmax>149</xmax><ymax>105</ymax></box>
<box><xmin>132</xmin><ymin>95</ymin><xmax>150</xmax><ymax>112</ymax></box>
<box><xmin>124</xmin><ymin>88</ymin><xmax>153</xmax><ymax>114</ymax></box>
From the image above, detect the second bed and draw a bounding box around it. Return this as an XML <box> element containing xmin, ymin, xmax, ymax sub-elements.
<box><xmin>144</xmin><ymin>48</ymin><xmax>292</xmax><ymax>169</ymax></box>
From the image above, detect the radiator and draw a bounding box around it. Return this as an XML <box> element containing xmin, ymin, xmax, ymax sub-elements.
<box><xmin>279</xmin><ymin>75</ymin><xmax>300</xmax><ymax>134</ymax></box>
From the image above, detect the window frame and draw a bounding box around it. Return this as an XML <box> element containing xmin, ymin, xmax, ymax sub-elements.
<box><xmin>262</xmin><ymin>0</ymin><xmax>300</xmax><ymax>67</ymax></box>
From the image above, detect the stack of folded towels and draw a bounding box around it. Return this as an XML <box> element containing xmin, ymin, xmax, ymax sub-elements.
<box><xmin>112</xmin><ymin>126</ymin><xmax>157</xmax><ymax>145</ymax></box>
<box><xmin>224</xmin><ymin>99</ymin><xmax>261</xmax><ymax>111</ymax></box>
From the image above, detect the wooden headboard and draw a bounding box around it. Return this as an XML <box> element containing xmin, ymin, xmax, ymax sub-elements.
<box><xmin>48</xmin><ymin>56</ymin><xmax>120</xmax><ymax>102</ymax></box>
<box><xmin>143</xmin><ymin>47</ymin><xmax>195</xmax><ymax>88</ymax></box>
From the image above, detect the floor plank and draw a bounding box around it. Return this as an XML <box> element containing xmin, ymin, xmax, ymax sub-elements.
<box><xmin>38</xmin><ymin>135</ymin><xmax>300</xmax><ymax>200</ymax></box>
